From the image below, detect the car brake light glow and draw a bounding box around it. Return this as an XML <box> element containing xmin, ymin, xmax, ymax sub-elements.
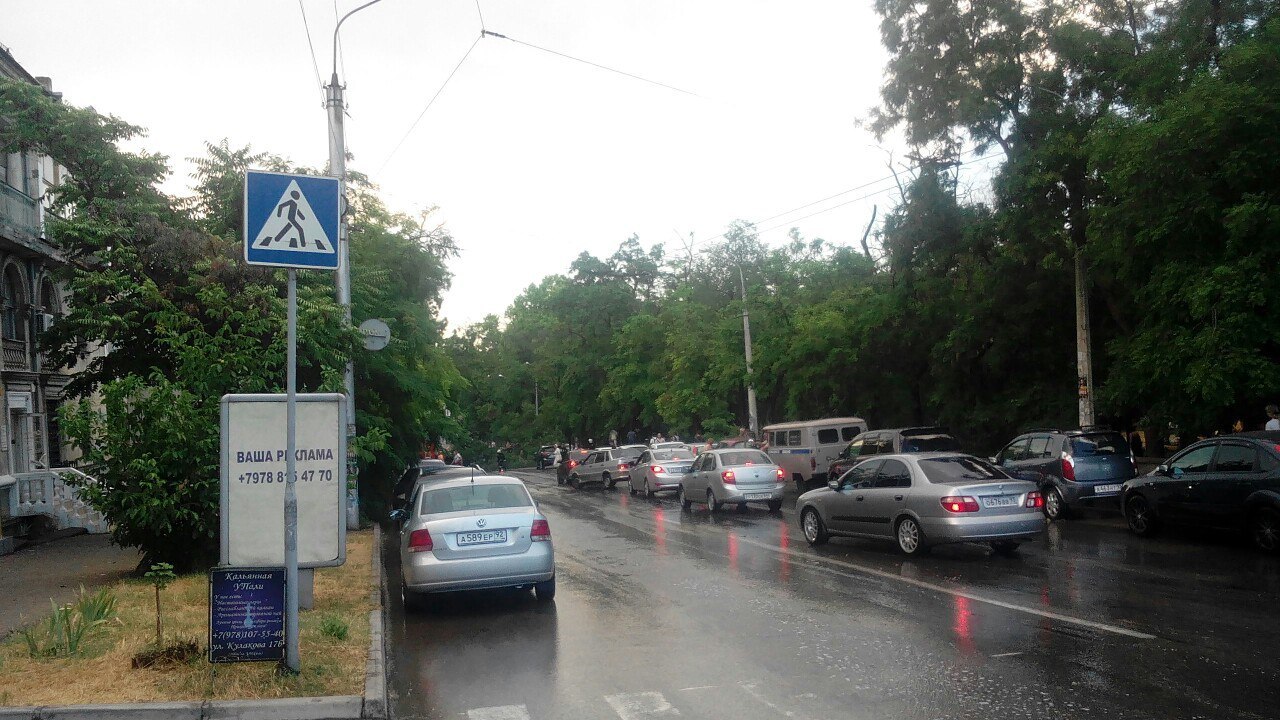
<box><xmin>940</xmin><ymin>496</ymin><xmax>980</xmax><ymax>513</ymax></box>
<box><xmin>408</xmin><ymin>529</ymin><xmax>434</xmax><ymax>552</ymax></box>
<box><xmin>776</xmin><ymin>467</ymin><xmax>786</xmax><ymax>481</ymax></box>
<box><xmin>1061</xmin><ymin>451</ymin><xmax>1076</xmax><ymax>481</ymax></box>
<box><xmin>652</xmin><ymin>465</ymin><xmax>666</xmax><ymax>474</ymax></box>
<box><xmin>1026</xmin><ymin>491</ymin><xmax>1044</xmax><ymax>508</ymax></box>
<box><xmin>721</xmin><ymin>470</ymin><xmax>737</xmax><ymax>484</ymax></box>
<box><xmin>568</xmin><ymin>460</ymin><xmax>577</xmax><ymax>469</ymax></box>
<box><xmin>531</xmin><ymin>519</ymin><xmax>551</xmax><ymax>541</ymax></box>
<box><xmin>618</xmin><ymin>463</ymin><xmax>629</xmax><ymax>471</ymax></box>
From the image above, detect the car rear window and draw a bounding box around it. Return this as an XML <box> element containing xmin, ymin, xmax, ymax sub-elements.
<box><xmin>720</xmin><ymin>450</ymin><xmax>772</xmax><ymax>466</ymax></box>
<box><xmin>654</xmin><ymin>449</ymin><xmax>694</xmax><ymax>461</ymax></box>
<box><xmin>419</xmin><ymin>484</ymin><xmax>532</xmax><ymax>514</ymax></box>
<box><xmin>615</xmin><ymin>447</ymin><xmax>645</xmax><ymax>460</ymax></box>
<box><xmin>919</xmin><ymin>457</ymin><xmax>1013</xmax><ymax>484</ymax></box>
<box><xmin>1071</xmin><ymin>432</ymin><xmax>1130</xmax><ymax>456</ymax></box>
<box><xmin>901</xmin><ymin>435</ymin><xmax>961</xmax><ymax>453</ymax></box>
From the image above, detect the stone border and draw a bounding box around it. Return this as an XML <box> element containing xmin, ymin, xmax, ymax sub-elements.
<box><xmin>0</xmin><ymin>526</ymin><xmax>389</xmax><ymax>720</ymax></box>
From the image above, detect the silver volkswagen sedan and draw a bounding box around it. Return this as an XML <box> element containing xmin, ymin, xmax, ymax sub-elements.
<box><xmin>627</xmin><ymin>447</ymin><xmax>697</xmax><ymax>497</ymax></box>
<box><xmin>391</xmin><ymin>475</ymin><xmax>555</xmax><ymax>607</ymax></box>
<box><xmin>797</xmin><ymin>453</ymin><xmax>1045</xmax><ymax>555</ymax></box>
<box><xmin>679</xmin><ymin>448</ymin><xmax>787</xmax><ymax>512</ymax></box>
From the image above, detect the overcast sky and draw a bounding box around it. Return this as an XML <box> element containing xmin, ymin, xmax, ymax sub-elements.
<box><xmin>4</xmin><ymin>0</ymin><xmax>1000</xmax><ymax>330</ymax></box>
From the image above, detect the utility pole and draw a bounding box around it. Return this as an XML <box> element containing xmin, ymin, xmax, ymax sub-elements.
<box><xmin>738</xmin><ymin>265</ymin><xmax>759</xmax><ymax>440</ymax></box>
<box><xmin>1075</xmin><ymin>247</ymin><xmax>1096</xmax><ymax>427</ymax></box>
<box><xmin>326</xmin><ymin>0</ymin><xmax>383</xmax><ymax>529</ymax></box>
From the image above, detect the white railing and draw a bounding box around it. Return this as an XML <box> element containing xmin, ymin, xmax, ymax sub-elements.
<box><xmin>8</xmin><ymin>467</ymin><xmax>108</xmax><ymax>534</ymax></box>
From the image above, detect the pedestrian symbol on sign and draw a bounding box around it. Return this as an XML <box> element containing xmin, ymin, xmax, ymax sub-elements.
<box><xmin>255</xmin><ymin>181</ymin><xmax>332</xmax><ymax>253</ymax></box>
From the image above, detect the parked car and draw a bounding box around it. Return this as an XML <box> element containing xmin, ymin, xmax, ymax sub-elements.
<box><xmin>798</xmin><ymin>453</ymin><xmax>1045</xmax><ymax>555</ymax></box>
<box><xmin>628</xmin><ymin>447</ymin><xmax>697</xmax><ymax>497</ymax></box>
<box><xmin>827</xmin><ymin>427</ymin><xmax>960</xmax><ymax>481</ymax></box>
<box><xmin>679</xmin><ymin>448</ymin><xmax>786</xmax><ymax>512</ymax></box>
<box><xmin>1121</xmin><ymin>432</ymin><xmax>1280</xmax><ymax>552</ymax></box>
<box><xmin>390</xmin><ymin>475</ymin><xmax>555</xmax><ymax>607</ymax></box>
<box><xmin>568</xmin><ymin>446</ymin><xmax>646</xmax><ymax>489</ymax></box>
<box><xmin>535</xmin><ymin>445</ymin><xmax>558</xmax><ymax>470</ymax></box>
<box><xmin>993</xmin><ymin>428</ymin><xmax>1136</xmax><ymax>520</ymax></box>
<box><xmin>763</xmin><ymin>417</ymin><xmax>869</xmax><ymax>491</ymax></box>
<box><xmin>392</xmin><ymin>461</ymin><xmax>485</xmax><ymax>509</ymax></box>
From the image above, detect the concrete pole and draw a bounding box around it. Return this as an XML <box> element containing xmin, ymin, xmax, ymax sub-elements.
<box><xmin>284</xmin><ymin>270</ymin><xmax>300</xmax><ymax>672</ymax></box>
<box><xmin>1075</xmin><ymin>246</ymin><xmax>1096</xmax><ymax>427</ymax></box>
<box><xmin>738</xmin><ymin>265</ymin><xmax>759</xmax><ymax>440</ymax></box>
<box><xmin>325</xmin><ymin>73</ymin><xmax>359</xmax><ymax>530</ymax></box>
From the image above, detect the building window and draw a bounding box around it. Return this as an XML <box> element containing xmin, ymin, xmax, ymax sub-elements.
<box><xmin>38</xmin><ymin>281</ymin><xmax>58</xmax><ymax>334</ymax></box>
<box><xmin>2</xmin><ymin>265</ymin><xmax>26</xmax><ymax>342</ymax></box>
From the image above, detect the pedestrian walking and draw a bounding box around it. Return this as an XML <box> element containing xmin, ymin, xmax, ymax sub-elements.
<box><xmin>452</xmin><ymin>451</ymin><xmax>463</xmax><ymax>466</ymax></box>
<box><xmin>610</xmin><ymin>429</ymin><xmax>619</xmax><ymax>448</ymax></box>
<box><xmin>627</xmin><ymin>428</ymin><xmax>638</xmax><ymax>444</ymax></box>
<box><xmin>496</xmin><ymin>446</ymin><xmax>507</xmax><ymax>473</ymax></box>
<box><xmin>556</xmin><ymin>445</ymin><xmax>570</xmax><ymax>486</ymax></box>
<box><xmin>1267</xmin><ymin>405</ymin><xmax>1280</xmax><ymax>431</ymax></box>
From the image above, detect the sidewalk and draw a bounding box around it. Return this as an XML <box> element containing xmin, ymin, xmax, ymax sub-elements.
<box><xmin>0</xmin><ymin>532</ymin><xmax>140</xmax><ymax>638</ymax></box>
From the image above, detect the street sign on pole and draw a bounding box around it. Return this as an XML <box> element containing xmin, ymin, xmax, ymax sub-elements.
<box><xmin>244</xmin><ymin>170</ymin><xmax>340</xmax><ymax>270</ymax></box>
<box><xmin>239</xmin><ymin>169</ymin><xmax>341</xmax><ymax>673</ymax></box>
<box><xmin>209</xmin><ymin>567</ymin><xmax>287</xmax><ymax>664</ymax></box>
<box><xmin>359</xmin><ymin>318</ymin><xmax>391</xmax><ymax>351</ymax></box>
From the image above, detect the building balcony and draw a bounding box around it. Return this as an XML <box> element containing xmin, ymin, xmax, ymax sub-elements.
<box><xmin>0</xmin><ymin>182</ymin><xmax>38</xmax><ymax>245</ymax></box>
<box><xmin>3</xmin><ymin>337</ymin><xmax>28</xmax><ymax>371</ymax></box>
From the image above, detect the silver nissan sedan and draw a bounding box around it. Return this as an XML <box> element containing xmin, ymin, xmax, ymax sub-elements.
<box><xmin>391</xmin><ymin>475</ymin><xmax>555</xmax><ymax>606</ymax></box>
<box><xmin>797</xmin><ymin>453</ymin><xmax>1045</xmax><ymax>555</ymax></box>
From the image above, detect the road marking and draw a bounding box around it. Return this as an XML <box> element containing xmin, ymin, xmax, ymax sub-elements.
<box><xmin>731</xmin><ymin>535</ymin><xmax>1156</xmax><ymax>640</ymax></box>
<box><xmin>466</xmin><ymin>705</ymin><xmax>530</xmax><ymax>720</ymax></box>
<box><xmin>604</xmin><ymin>691</ymin><xmax>680</xmax><ymax>718</ymax></box>
<box><xmin>676</xmin><ymin>685</ymin><xmax>717</xmax><ymax>692</ymax></box>
<box><xmin>739</xmin><ymin>682</ymin><xmax>809</xmax><ymax>719</ymax></box>
<box><xmin>991</xmin><ymin>651</ymin><xmax>1025</xmax><ymax>658</ymax></box>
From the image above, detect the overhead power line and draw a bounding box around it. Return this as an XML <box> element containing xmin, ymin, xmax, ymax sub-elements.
<box><xmin>378</xmin><ymin>35</ymin><xmax>484</xmax><ymax>172</ymax></box>
<box><xmin>297</xmin><ymin>1</ymin><xmax>324</xmax><ymax>89</ymax></box>
<box><xmin>481</xmin><ymin>29</ymin><xmax>703</xmax><ymax>99</ymax></box>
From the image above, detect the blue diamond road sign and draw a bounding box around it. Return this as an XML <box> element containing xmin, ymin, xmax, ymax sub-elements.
<box><xmin>244</xmin><ymin>170</ymin><xmax>340</xmax><ymax>270</ymax></box>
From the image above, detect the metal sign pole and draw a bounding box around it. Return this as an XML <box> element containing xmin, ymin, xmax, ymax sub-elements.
<box><xmin>284</xmin><ymin>269</ymin><xmax>300</xmax><ymax>672</ymax></box>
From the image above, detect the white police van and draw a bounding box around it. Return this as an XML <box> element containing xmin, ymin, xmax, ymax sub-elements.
<box><xmin>763</xmin><ymin>417</ymin><xmax>868</xmax><ymax>491</ymax></box>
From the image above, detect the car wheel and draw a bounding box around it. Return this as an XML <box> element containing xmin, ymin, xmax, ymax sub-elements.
<box><xmin>644</xmin><ymin>480</ymin><xmax>654</xmax><ymax>499</ymax></box>
<box><xmin>895</xmin><ymin>516</ymin><xmax>928</xmax><ymax>556</ymax></box>
<box><xmin>767</xmin><ymin>499</ymin><xmax>783</xmax><ymax>512</ymax></box>
<box><xmin>737</xmin><ymin>503</ymin><xmax>749</xmax><ymax>513</ymax></box>
<box><xmin>604</xmin><ymin>473</ymin><xmax>615</xmax><ymax>489</ymax></box>
<box><xmin>629</xmin><ymin>480</ymin><xmax>637</xmax><ymax>496</ymax></box>
<box><xmin>401</xmin><ymin>581</ymin><xmax>426</xmax><ymax>612</ymax></box>
<box><xmin>1249</xmin><ymin>508</ymin><xmax>1280</xmax><ymax>553</ymax></box>
<box><xmin>707</xmin><ymin>489</ymin><xmax>722</xmax><ymax>513</ymax></box>
<box><xmin>795</xmin><ymin>475</ymin><xmax>806</xmax><ymax>493</ymax></box>
<box><xmin>679</xmin><ymin>484</ymin><xmax>692</xmax><ymax>510</ymax></box>
<box><xmin>801</xmin><ymin>508</ymin><xmax>828</xmax><ymax>545</ymax></box>
<box><xmin>1044</xmin><ymin>487</ymin><xmax>1069</xmax><ymax>520</ymax></box>
<box><xmin>990</xmin><ymin>540</ymin><xmax>1021</xmax><ymax>556</ymax></box>
<box><xmin>535</xmin><ymin>576</ymin><xmax>556</xmax><ymax>601</ymax></box>
<box><xmin>1124</xmin><ymin>494</ymin><xmax>1159</xmax><ymax>537</ymax></box>
<box><xmin>569</xmin><ymin>474</ymin><xmax>579</xmax><ymax>489</ymax></box>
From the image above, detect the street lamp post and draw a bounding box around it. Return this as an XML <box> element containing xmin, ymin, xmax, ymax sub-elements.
<box><xmin>326</xmin><ymin>0</ymin><xmax>384</xmax><ymax>530</ymax></box>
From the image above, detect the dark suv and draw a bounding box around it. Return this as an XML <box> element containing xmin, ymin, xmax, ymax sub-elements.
<box><xmin>993</xmin><ymin>429</ymin><xmax>1136</xmax><ymax>520</ymax></box>
<box><xmin>1121</xmin><ymin>432</ymin><xmax>1280</xmax><ymax>552</ymax></box>
<box><xmin>827</xmin><ymin>427</ymin><xmax>961</xmax><ymax>481</ymax></box>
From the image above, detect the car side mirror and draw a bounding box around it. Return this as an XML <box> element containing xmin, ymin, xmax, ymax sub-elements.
<box><xmin>1155</xmin><ymin>464</ymin><xmax>1168</xmax><ymax>476</ymax></box>
<box><xmin>988</xmin><ymin>456</ymin><xmax>999</xmax><ymax>464</ymax></box>
<box><xmin>827</xmin><ymin>479</ymin><xmax>840</xmax><ymax>490</ymax></box>
<box><xmin>388</xmin><ymin>508</ymin><xmax>408</xmax><ymax>522</ymax></box>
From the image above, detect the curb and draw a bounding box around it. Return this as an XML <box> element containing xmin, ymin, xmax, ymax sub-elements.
<box><xmin>0</xmin><ymin>527</ymin><xmax>390</xmax><ymax>720</ymax></box>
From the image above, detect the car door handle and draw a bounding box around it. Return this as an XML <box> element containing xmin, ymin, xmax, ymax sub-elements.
<box><xmin>894</xmin><ymin>495</ymin><xmax>904</xmax><ymax>501</ymax></box>
<box><xmin>855</xmin><ymin>495</ymin><xmax>865</xmax><ymax>501</ymax></box>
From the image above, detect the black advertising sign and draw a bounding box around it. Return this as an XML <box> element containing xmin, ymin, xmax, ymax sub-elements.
<box><xmin>209</xmin><ymin>567</ymin><xmax>286</xmax><ymax>663</ymax></box>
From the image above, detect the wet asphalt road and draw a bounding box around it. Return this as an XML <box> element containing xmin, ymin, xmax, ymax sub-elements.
<box><xmin>383</xmin><ymin>469</ymin><xmax>1280</xmax><ymax>720</ymax></box>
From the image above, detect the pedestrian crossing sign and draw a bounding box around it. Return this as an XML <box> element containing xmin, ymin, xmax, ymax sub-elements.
<box><xmin>244</xmin><ymin>170</ymin><xmax>341</xmax><ymax>270</ymax></box>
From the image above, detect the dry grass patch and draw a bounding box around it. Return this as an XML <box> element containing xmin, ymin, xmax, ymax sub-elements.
<box><xmin>0</xmin><ymin>529</ymin><xmax>375</xmax><ymax>706</ymax></box>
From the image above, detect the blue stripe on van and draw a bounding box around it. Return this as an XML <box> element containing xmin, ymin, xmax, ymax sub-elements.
<box><xmin>770</xmin><ymin>448</ymin><xmax>812</xmax><ymax>454</ymax></box>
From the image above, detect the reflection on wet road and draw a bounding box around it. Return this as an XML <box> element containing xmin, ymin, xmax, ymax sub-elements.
<box><xmin>385</xmin><ymin>469</ymin><xmax>1280</xmax><ymax>719</ymax></box>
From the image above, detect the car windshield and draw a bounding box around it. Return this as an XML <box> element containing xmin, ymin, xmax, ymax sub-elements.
<box><xmin>919</xmin><ymin>456</ymin><xmax>1013</xmax><ymax>484</ymax></box>
<box><xmin>419</xmin><ymin>484</ymin><xmax>532</xmax><ymax>514</ymax></box>
<box><xmin>653</xmin><ymin>449</ymin><xmax>694</xmax><ymax>461</ymax></box>
<box><xmin>616</xmin><ymin>447</ymin><xmax>645</xmax><ymax>460</ymax></box>
<box><xmin>720</xmin><ymin>450</ymin><xmax>772</xmax><ymax>466</ymax></box>
<box><xmin>1071</xmin><ymin>432</ymin><xmax>1130</xmax><ymax>456</ymax></box>
<box><xmin>901</xmin><ymin>434</ymin><xmax>961</xmax><ymax>453</ymax></box>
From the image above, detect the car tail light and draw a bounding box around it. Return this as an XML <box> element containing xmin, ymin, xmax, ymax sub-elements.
<box><xmin>810</xmin><ymin>458</ymin><xmax>817</xmax><ymax>470</ymax></box>
<box><xmin>776</xmin><ymin>467</ymin><xmax>786</xmax><ymax>481</ymax></box>
<box><xmin>618</xmin><ymin>463</ymin><xmax>630</xmax><ymax>471</ymax></box>
<box><xmin>531</xmin><ymin>519</ymin><xmax>551</xmax><ymax>541</ymax></box>
<box><xmin>940</xmin><ymin>496</ymin><xmax>980</xmax><ymax>513</ymax></box>
<box><xmin>652</xmin><ymin>465</ymin><xmax>666</xmax><ymax>474</ymax></box>
<box><xmin>1026</xmin><ymin>491</ymin><xmax>1044</xmax><ymax>508</ymax></box>
<box><xmin>408</xmin><ymin>529</ymin><xmax>434</xmax><ymax>552</ymax></box>
<box><xmin>569</xmin><ymin>460</ymin><xmax>577</xmax><ymax>469</ymax></box>
<box><xmin>1061</xmin><ymin>452</ymin><xmax>1076</xmax><ymax>481</ymax></box>
<box><xmin>721</xmin><ymin>470</ymin><xmax>737</xmax><ymax>484</ymax></box>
